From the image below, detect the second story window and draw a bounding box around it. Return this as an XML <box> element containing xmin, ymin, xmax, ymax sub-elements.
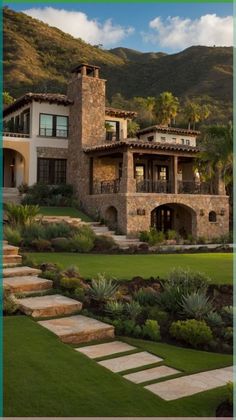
<box><xmin>105</xmin><ymin>120</ymin><xmax>120</xmax><ymax>141</ymax></box>
<box><xmin>186</xmin><ymin>139</ymin><xmax>190</xmax><ymax>145</ymax></box>
<box><xmin>161</xmin><ymin>136</ymin><xmax>166</xmax><ymax>142</ymax></box>
<box><xmin>147</xmin><ymin>135</ymin><xmax>154</xmax><ymax>142</ymax></box>
<box><xmin>39</xmin><ymin>114</ymin><xmax>68</xmax><ymax>138</ymax></box>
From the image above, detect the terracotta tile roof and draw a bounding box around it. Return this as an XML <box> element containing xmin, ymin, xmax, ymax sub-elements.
<box><xmin>137</xmin><ymin>125</ymin><xmax>200</xmax><ymax>137</ymax></box>
<box><xmin>84</xmin><ymin>140</ymin><xmax>200</xmax><ymax>154</ymax></box>
<box><xmin>3</xmin><ymin>93</ymin><xmax>72</xmax><ymax>116</ymax></box>
<box><xmin>105</xmin><ymin>107</ymin><xmax>137</xmax><ymax>118</ymax></box>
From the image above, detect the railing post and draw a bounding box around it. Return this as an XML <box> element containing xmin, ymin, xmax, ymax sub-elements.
<box><xmin>172</xmin><ymin>156</ymin><xmax>178</xmax><ymax>194</ymax></box>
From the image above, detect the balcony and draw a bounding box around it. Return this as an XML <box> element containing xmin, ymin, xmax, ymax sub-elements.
<box><xmin>93</xmin><ymin>179</ymin><xmax>120</xmax><ymax>194</ymax></box>
<box><xmin>178</xmin><ymin>180</ymin><xmax>211</xmax><ymax>195</ymax></box>
<box><xmin>3</xmin><ymin>131</ymin><xmax>30</xmax><ymax>139</ymax></box>
<box><xmin>136</xmin><ymin>179</ymin><xmax>172</xmax><ymax>193</ymax></box>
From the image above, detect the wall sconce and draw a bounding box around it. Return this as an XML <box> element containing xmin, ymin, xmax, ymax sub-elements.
<box><xmin>137</xmin><ymin>208</ymin><xmax>146</xmax><ymax>216</ymax></box>
<box><xmin>220</xmin><ymin>208</ymin><xmax>225</xmax><ymax>216</ymax></box>
<box><xmin>199</xmin><ymin>209</ymin><xmax>204</xmax><ymax>216</ymax></box>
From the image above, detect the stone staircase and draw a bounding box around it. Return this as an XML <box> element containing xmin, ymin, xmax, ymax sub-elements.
<box><xmin>3</xmin><ymin>188</ymin><xmax>21</xmax><ymax>204</ymax></box>
<box><xmin>89</xmin><ymin>222</ymin><xmax>143</xmax><ymax>249</ymax></box>
<box><xmin>3</xmin><ymin>241</ymin><xmax>115</xmax><ymax>343</ymax></box>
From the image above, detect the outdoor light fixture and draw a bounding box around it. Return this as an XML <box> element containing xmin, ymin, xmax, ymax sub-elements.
<box><xmin>200</xmin><ymin>209</ymin><xmax>204</xmax><ymax>216</ymax></box>
<box><xmin>220</xmin><ymin>208</ymin><xmax>225</xmax><ymax>216</ymax></box>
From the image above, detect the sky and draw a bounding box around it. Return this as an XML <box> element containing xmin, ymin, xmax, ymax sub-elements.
<box><xmin>6</xmin><ymin>2</ymin><xmax>233</xmax><ymax>53</ymax></box>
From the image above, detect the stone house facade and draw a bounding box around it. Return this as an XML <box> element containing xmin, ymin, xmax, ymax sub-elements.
<box><xmin>3</xmin><ymin>63</ymin><xmax>229</xmax><ymax>239</ymax></box>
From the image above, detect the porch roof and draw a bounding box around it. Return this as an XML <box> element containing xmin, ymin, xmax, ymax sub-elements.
<box><xmin>83</xmin><ymin>140</ymin><xmax>200</xmax><ymax>155</ymax></box>
<box><xmin>137</xmin><ymin>125</ymin><xmax>200</xmax><ymax>137</ymax></box>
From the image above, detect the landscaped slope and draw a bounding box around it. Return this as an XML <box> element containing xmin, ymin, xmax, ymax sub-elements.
<box><xmin>4</xmin><ymin>7</ymin><xmax>232</xmax><ymax>122</ymax></box>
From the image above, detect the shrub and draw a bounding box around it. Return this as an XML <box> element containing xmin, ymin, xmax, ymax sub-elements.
<box><xmin>93</xmin><ymin>235</ymin><xmax>116</xmax><ymax>251</ymax></box>
<box><xmin>76</xmin><ymin>225</ymin><xmax>95</xmax><ymax>240</ymax></box>
<box><xmin>122</xmin><ymin>320</ymin><xmax>136</xmax><ymax>336</ymax></box>
<box><xmin>142</xmin><ymin>319</ymin><xmax>161</xmax><ymax>341</ymax></box>
<box><xmin>146</xmin><ymin>307</ymin><xmax>169</xmax><ymax>326</ymax></box>
<box><xmin>22</xmin><ymin>223</ymin><xmax>46</xmax><ymax>246</ymax></box>
<box><xmin>105</xmin><ymin>300</ymin><xmax>125</xmax><ymax>318</ymax></box>
<box><xmin>60</xmin><ymin>277</ymin><xmax>82</xmax><ymax>290</ymax></box>
<box><xmin>166</xmin><ymin>229</ymin><xmax>177</xmax><ymax>240</ymax></box>
<box><xmin>134</xmin><ymin>287</ymin><xmax>158</xmax><ymax>306</ymax></box>
<box><xmin>226</xmin><ymin>382</ymin><xmax>233</xmax><ymax>405</ymax></box>
<box><xmin>197</xmin><ymin>236</ymin><xmax>207</xmax><ymax>244</ymax></box>
<box><xmin>205</xmin><ymin>311</ymin><xmax>224</xmax><ymax>328</ymax></box>
<box><xmin>22</xmin><ymin>183</ymin><xmax>51</xmax><ymax>205</ymax></box>
<box><xmin>51</xmin><ymin>237</ymin><xmax>71</xmax><ymax>251</ymax></box>
<box><xmin>181</xmin><ymin>291</ymin><xmax>214</xmax><ymax>320</ymax></box>
<box><xmin>223</xmin><ymin>327</ymin><xmax>233</xmax><ymax>344</ymax></box>
<box><xmin>74</xmin><ymin>287</ymin><xmax>86</xmax><ymax>302</ymax></box>
<box><xmin>169</xmin><ymin>319</ymin><xmax>213</xmax><ymax>348</ymax></box>
<box><xmin>31</xmin><ymin>239</ymin><xmax>52</xmax><ymax>251</ymax></box>
<box><xmin>43</xmin><ymin>223</ymin><xmax>73</xmax><ymax>240</ymax></box>
<box><xmin>70</xmin><ymin>233</ymin><xmax>94</xmax><ymax>252</ymax></box>
<box><xmin>18</xmin><ymin>182</ymin><xmax>29</xmax><ymax>194</ymax></box>
<box><xmin>4</xmin><ymin>290</ymin><xmax>19</xmax><ymax>315</ymax></box>
<box><xmin>22</xmin><ymin>183</ymin><xmax>74</xmax><ymax>206</ymax></box>
<box><xmin>167</xmin><ymin>268</ymin><xmax>210</xmax><ymax>294</ymax></box>
<box><xmin>125</xmin><ymin>301</ymin><xmax>142</xmax><ymax>321</ymax></box>
<box><xmin>62</xmin><ymin>265</ymin><xmax>81</xmax><ymax>278</ymax></box>
<box><xmin>5</xmin><ymin>203</ymin><xmax>40</xmax><ymax>227</ymax></box>
<box><xmin>89</xmin><ymin>274</ymin><xmax>118</xmax><ymax>303</ymax></box>
<box><xmin>139</xmin><ymin>228</ymin><xmax>165</xmax><ymax>246</ymax></box>
<box><xmin>221</xmin><ymin>306</ymin><xmax>233</xmax><ymax>326</ymax></box>
<box><xmin>4</xmin><ymin>226</ymin><xmax>21</xmax><ymax>246</ymax></box>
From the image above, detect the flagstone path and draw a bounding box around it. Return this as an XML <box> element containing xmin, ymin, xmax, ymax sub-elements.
<box><xmin>3</xmin><ymin>241</ymin><xmax>233</xmax><ymax>402</ymax></box>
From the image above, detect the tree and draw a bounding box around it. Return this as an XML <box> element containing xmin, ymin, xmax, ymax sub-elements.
<box><xmin>3</xmin><ymin>91</ymin><xmax>14</xmax><ymax>107</ymax></box>
<box><xmin>127</xmin><ymin>120</ymin><xmax>140</xmax><ymax>138</ymax></box>
<box><xmin>132</xmin><ymin>96</ymin><xmax>156</xmax><ymax>127</ymax></box>
<box><xmin>155</xmin><ymin>92</ymin><xmax>179</xmax><ymax>126</ymax></box>
<box><xmin>184</xmin><ymin>101</ymin><xmax>211</xmax><ymax>129</ymax></box>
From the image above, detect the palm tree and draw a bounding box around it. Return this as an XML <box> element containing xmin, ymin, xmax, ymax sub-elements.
<box><xmin>127</xmin><ymin>120</ymin><xmax>140</xmax><ymax>138</ymax></box>
<box><xmin>155</xmin><ymin>92</ymin><xmax>179</xmax><ymax>126</ymax></box>
<box><xmin>184</xmin><ymin>101</ymin><xmax>211</xmax><ymax>129</ymax></box>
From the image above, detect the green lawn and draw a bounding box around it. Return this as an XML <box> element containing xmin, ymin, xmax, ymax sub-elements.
<box><xmin>27</xmin><ymin>252</ymin><xmax>233</xmax><ymax>284</ymax></box>
<box><xmin>4</xmin><ymin>316</ymin><xmax>232</xmax><ymax>417</ymax></box>
<box><xmin>39</xmin><ymin>206</ymin><xmax>92</xmax><ymax>221</ymax></box>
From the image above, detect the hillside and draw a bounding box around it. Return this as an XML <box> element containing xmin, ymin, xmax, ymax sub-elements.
<box><xmin>3</xmin><ymin>7</ymin><xmax>233</xmax><ymax>122</ymax></box>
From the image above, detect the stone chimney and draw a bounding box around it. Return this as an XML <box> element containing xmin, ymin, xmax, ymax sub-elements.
<box><xmin>67</xmin><ymin>64</ymin><xmax>106</xmax><ymax>199</ymax></box>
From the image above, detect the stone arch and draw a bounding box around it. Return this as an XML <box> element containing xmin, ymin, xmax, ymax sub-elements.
<box><xmin>104</xmin><ymin>206</ymin><xmax>118</xmax><ymax>230</ymax></box>
<box><xmin>151</xmin><ymin>202</ymin><xmax>197</xmax><ymax>238</ymax></box>
<box><xmin>3</xmin><ymin>141</ymin><xmax>29</xmax><ymax>187</ymax></box>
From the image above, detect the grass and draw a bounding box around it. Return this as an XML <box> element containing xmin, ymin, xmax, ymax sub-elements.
<box><xmin>27</xmin><ymin>252</ymin><xmax>233</xmax><ymax>284</ymax></box>
<box><xmin>4</xmin><ymin>316</ymin><xmax>232</xmax><ymax>417</ymax></box>
<box><xmin>39</xmin><ymin>206</ymin><xmax>92</xmax><ymax>221</ymax></box>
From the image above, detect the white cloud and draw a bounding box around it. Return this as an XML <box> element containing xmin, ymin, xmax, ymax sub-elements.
<box><xmin>23</xmin><ymin>7</ymin><xmax>134</xmax><ymax>47</ymax></box>
<box><xmin>142</xmin><ymin>14</ymin><xmax>233</xmax><ymax>50</ymax></box>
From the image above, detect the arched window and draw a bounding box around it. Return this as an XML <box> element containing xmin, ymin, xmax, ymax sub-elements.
<box><xmin>209</xmin><ymin>211</ymin><xmax>217</xmax><ymax>222</ymax></box>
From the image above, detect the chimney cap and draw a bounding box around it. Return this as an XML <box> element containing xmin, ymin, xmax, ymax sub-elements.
<box><xmin>71</xmin><ymin>63</ymin><xmax>101</xmax><ymax>74</ymax></box>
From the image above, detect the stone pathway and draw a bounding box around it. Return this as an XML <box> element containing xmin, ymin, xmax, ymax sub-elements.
<box><xmin>124</xmin><ymin>365</ymin><xmax>180</xmax><ymax>384</ymax></box>
<box><xmin>76</xmin><ymin>340</ymin><xmax>136</xmax><ymax>359</ymax></box>
<box><xmin>145</xmin><ymin>366</ymin><xmax>233</xmax><ymax>400</ymax></box>
<box><xmin>98</xmin><ymin>351</ymin><xmax>163</xmax><ymax>373</ymax></box>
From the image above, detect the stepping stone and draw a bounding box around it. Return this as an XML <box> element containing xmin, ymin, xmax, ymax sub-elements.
<box><xmin>123</xmin><ymin>365</ymin><xmax>180</xmax><ymax>384</ymax></box>
<box><xmin>38</xmin><ymin>315</ymin><xmax>114</xmax><ymax>344</ymax></box>
<box><xmin>17</xmin><ymin>294</ymin><xmax>82</xmax><ymax>318</ymax></box>
<box><xmin>145</xmin><ymin>366</ymin><xmax>233</xmax><ymax>401</ymax></box>
<box><xmin>3</xmin><ymin>254</ymin><xmax>22</xmax><ymax>264</ymax></box>
<box><xmin>76</xmin><ymin>341</ymin><xmax>136</xmax><ymax>359</ymax></box>
<box><xmin>3</xmin><ymin>266</ymin><xmax>41</xmax><ymax>278</ymax></box>
<box><xmin>2</xmin><ymin>244</ymin><xmax>19</xmax><ymax>256</ymax></box>
<box><xmin>3</xmin><ymin>276</ymin><xmax>53</xmax><ymax>293</ymax></box>
<box><xmin>98</xmin><ymin>351</ymin><xmax>163</xmax><ymax>373</ymax></box>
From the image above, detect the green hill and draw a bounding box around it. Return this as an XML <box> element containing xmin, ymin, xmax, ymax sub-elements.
<box><xmin>3</xmin><ymin>7</ymin><xmax>232</xmax><ymax>123</ymax></box>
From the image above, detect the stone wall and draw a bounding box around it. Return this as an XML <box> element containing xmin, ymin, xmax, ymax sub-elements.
<box><xmin>37</xmin><ymin>147</ymin><xmax>68</xmax><ymax>159</ymax></box>
<box><xmin>82</xmin><ymin>193</ymin><xmax>229</xmax><ymax>239</ymax></box>
<box><xmin>93</xmin><ymin>157</ymin><xmax>121</xmax><ymax>182</ymax></box>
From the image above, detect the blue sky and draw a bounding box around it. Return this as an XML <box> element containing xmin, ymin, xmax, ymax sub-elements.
<box><xmin>6</xmin><ymin>2</ymin><xmax>233</xmax><ymax>52</ymax></box>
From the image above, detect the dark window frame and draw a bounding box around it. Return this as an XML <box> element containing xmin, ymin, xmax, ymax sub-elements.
<box><xmin>37</xmin><ymin>158</ymin><xmax>67</xmax><ymax>184</ymax></box>
<box><xmin>209</xmin><ymin>211</ymin><xmax>217</xmax><ymax>223</ymax></box>
<box><xmin>39</xmin><ymin>113</ymin><xmax>69</xmax><ymax>138</ymax></box>
<box><xmin>105</xmin><ymin>120</ymin><xmax>120</xmax><ymax>141</ymax></box>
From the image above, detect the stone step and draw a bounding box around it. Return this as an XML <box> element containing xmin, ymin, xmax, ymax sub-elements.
<box><xmin>38</xmin><ymin>315</ymin><xmax>115</xmax><ymax>344</ymax></box>
<box><xmin>16</xmin><ymin>294</ymin><xmax>82</xmax><ymax>318</ymax></box>
<box><xmin>3</xmin><ymin>240</ymin><xmax>8</xmax><ymax>245</ymax></box>
<box><xmin>2</xmin><ymin>244</ymin><xmax>19</xmax><ymax>256</ymax></box>
<box><xmin>3</xmin><ymin>266</ymin><xmax>41</xmax><ymax>278</ymax></box>
<box><xmin>3</xmin><ymin>263</ymin><xmax>19</xmax><ymax>268</ymax></box>
<box><xmin>3</xmin><ymin>275</ymin><xmax>53</xmax><ymax>293</ymax></box>
<box><xmin>3</xmin><ymin>255</ymin><xmax>22</xmax><ymax>264</ymax></box>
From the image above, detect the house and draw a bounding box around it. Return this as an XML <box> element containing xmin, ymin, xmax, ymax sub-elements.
<box><xmin>3</xmin><ymin>63</ymin><xmax>229</xmax><ymax>239</ymax></box>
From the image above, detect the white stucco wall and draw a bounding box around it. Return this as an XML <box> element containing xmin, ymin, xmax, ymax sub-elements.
<box><xmin>105</xmin><ymin>115</ymin><xmax>128</xmax><ymax>139</ymax></box>
<box><xmin>139</xmin><ymin>131</ymin><xmax>196</xmax><ymax>146</ymax></box>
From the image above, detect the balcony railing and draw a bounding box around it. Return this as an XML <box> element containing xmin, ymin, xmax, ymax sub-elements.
<box><xmin>136</xmin><ymin>179</ymin><xmax>172</xmax><ymax>193</ymax></box>
<box><xmin>93</xmin><ymin>179</ymin><xmax>120</xmax><ymax>194</ymax></box>
<box><xmin>178</xmin><ymin>180</ymin><xmax>211</xmax><ymax>195</ymax></box>
<box><xmin>3</xmin><ymin>131</ymin><xmax>30</xmax><ymax>138</ymax></box>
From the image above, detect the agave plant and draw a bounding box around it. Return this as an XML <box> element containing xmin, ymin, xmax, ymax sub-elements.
<box><xmin>89</xmin><ymin>273</ymin><xmax>118</xmax><ymax>303</ymax></box>
<box><xmin>105</xmin><ymin>300</ymin><xmax>125</xmax><ymax>318</ymax></box>
<box><xmin>205</xmin><ymin>311</ymin><xmax>224</xmax><ymax>328</ymax></box>
<box><xmin>181</xmin><ymin>291</ymin><xmax>214</xmax><ymax>320</ymax></box>
<box><xmin>125</xmin><ymin>301</ymin><xmax>142</xmax><ymax>321</ymax></box>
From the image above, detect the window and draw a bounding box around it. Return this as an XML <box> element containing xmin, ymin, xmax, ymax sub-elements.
<box><xmin>186</xmin><ymin>139</ymin><xmax>190</xmax><ymax>145</ymax></box>
<box><xmin>161</xmin><ymin>136</ymin><xmax>166</xmax><ymax>142</ymax></box>
<box><xmin>135</xmin><ymin>165</ymin><xmax>145</xmax><ymax>181</ymax></box>
<box><xmin>181</xmin><ymin>139</ymin><xmax>185</xmax><ymax>144</ymax></box>
<box><xmin>209</xmin><ymin>211</ymin><xmax>217</xmax><ymax>222</ymax></box>
<box><xmin>37</xmin><ymin>158</ymin><xmax>67</xmax><ymax>184</ymax></box>
<box><xmin>157</xmin><ymin>166</ymin><xmax>168</xmax><ymax>181</ymax></box>
<box><xmin>39</xmin><ymin>114</ymin><xmax>68</xmax><ymax>138</ymax></box>
<box><xmin>172</xmin><ymin>138</ymin><xmax>177</xmax><ymax>143</ymax></box>
<box><xmin>147</xmin><ymin>135</ymin><xmax>154</xmax><ymax>142</ymax></box>
<box><xmin>105</xmin><ymin>120</ymin><xmax>120</xmax><ymax>141</ymax></box>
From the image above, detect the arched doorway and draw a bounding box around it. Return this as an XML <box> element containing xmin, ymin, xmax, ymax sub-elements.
<box><xmin>151</xmin><ymin>203</ymin><xmax>196</xmax><ymax>237</ymax></box>
<box><xmin>3</xmin><ymin>149</ymin><xmax>25</xmax><ymax>188</ymax></box>
<box><xmin>105</xmin><ymin>206</ymin><xmax>118</xmax><ymax>230</ymax></box>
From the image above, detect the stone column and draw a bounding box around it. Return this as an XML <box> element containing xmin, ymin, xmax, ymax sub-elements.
<box><xmin>172</xmin><ymin>155</ymin><xmax>178</xmax><ymax>194</ymax></box>
<box><xmin>120</xmin><ymin>149</ymin><xmax>136</xmax><ymax>193</ymax></box>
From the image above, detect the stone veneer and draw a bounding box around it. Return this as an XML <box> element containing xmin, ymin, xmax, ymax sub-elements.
<box><xmin>37</xmin><ymin>147</ymin><xmax>68</xmax><ymax>159</ymax></box>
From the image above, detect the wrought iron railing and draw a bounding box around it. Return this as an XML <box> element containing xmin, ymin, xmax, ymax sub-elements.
<box><xmin>178</xmin><ymin>180</ymin><xmax>211</xmax><ymax>195</ymax></box>
<box><xmin>136</xmin><ymin>179</ymin><xmax>172</xmax><ymax>193</ymax></box>
<box><xmin>3</xmin><ymin>131</ymin><xmax>30</xmax><ymax>138</ymax></box>
<box><xmin>93</xmin><ymin>179</ymin><xmax>120</xmax><ymax>194</ymax></box>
